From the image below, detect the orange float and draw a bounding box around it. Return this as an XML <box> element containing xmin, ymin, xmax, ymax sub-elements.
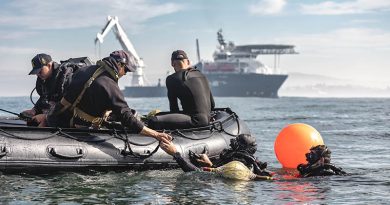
<box><xmin>274</xmin><ymin>123</ymin><xmax>324</xmax><ymax>168</ymax></box>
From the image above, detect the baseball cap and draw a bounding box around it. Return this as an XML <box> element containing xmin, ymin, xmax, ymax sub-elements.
<box><xmin>29</xmin><ymin>53</ymin><xmax>52</xmax><ymax>75</ymax></box>
<box><xmin>171</xmin><ymin>50</ymin><xmax>188</xmax><ymax>61</ymax></box>
<box><xmin>110</xmin><ymin>50</ymin><xmax>136</xmax><ymax>72</ymax></box>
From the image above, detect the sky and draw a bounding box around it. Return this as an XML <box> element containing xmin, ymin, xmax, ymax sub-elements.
<box><xmin>0</xmin><ymin>0</ymin><xmax>389</xmax><ymax>96</ymax></box>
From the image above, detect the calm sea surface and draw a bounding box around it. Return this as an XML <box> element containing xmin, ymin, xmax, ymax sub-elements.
<box><xmin>0</xmin><ymin>97</ymin><xmax>389</xmax><ymax>204</ymax></box>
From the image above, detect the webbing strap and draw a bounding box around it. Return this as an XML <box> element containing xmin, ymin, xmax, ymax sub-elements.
<box><xmin>69</xmin><ymin>61</ymin><xmax>119</xmax><ymax>112</ymax></box>
<box><xmin>69</xmin><ymin>66</ymin><xmax>105</xmax><ymax>111</ymax></box>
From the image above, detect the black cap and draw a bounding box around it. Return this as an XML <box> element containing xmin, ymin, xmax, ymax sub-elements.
<box><xmin>171</xmin><ymin>50</ymin><xmax>188</xmax><ymax>61</ymax></box>
<box><xmin>110</xmin><ymin>50</ymin><xmax>136</xmax><ymax>72</ymax></box>
<box><xmin>29</xmin><ymin>53</ymin><xmax>52</xmax><ymax>75</ymax></box>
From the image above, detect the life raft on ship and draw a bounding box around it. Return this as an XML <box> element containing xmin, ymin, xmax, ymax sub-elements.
<box><xmin>0</xmin><ymin>108</ymin><xmax>250</xmax><ymax>173</ymax></box>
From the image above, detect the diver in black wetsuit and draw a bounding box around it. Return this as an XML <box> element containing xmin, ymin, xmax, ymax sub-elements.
<box><xmin>21</xmin><ymin>53</ymin><xmax>77</xmax><ymax>117</ymax></box>
<box><xmin>297</xmin><ymin>145</ymin><xmax>346</xmax><ymax>177</ymax></box>
<box><xmin>148</xmin><ymin>50</ymin><xmax>215</xmax><ymax>130</ymax></box>
<box><xmin>160</xmin><ymin>134</ymin><xmax>273</xmax><ymax>180</ymax></box>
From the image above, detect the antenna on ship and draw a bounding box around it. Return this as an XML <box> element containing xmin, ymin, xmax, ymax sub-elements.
<box><xmin>217</xmin><ymin>29</ymin><xmax>226</xmax><ymax>48</ymax></box>
<box><xmin>196</xmin><ymin>38</ymin><xmax>201</xmax><ymax>62</ymax></box>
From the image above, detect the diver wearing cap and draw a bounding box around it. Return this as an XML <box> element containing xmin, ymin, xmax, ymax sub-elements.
<box><xmin>161</xmin><ymin>134</ymin><xmax>273</xmax><ymax>181</ymax></box>
<box><xmin>32</xmin><ymin>50</ymin><xmax>171</xmax><ymax>142</ymax></box>
<box><xmin>21</xmin><ymin>53</ymin><xmax>75</xmax><ymax>118</ymax></box>
<box><xmin>148</xmin><ymin>50</ymin><xmax>215</xmax><ymax>130</ymax></box>
<box><xmin>297</xmin><ymin>145</ymin><xmax>346</xmax><ymax>177</ymax></box>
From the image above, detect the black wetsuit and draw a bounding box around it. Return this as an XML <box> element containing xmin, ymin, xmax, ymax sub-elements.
<box><xmin>149</xmin><ymin>67</ymin><xmax>215</xmax><ymax>129</ymax></box>
<box><xmin>171</xmin><ymin>148</ymin><xmax>271</xmax><ymax>177</ymax></box>
<box><xmin>172</xmin><ymin>152</ymin><xmax>201</xmax><ymax>172</ymax></box>
<box><xmin>47</xmin><ymin>58</ymin><xmax>144</xmax><ymax>132</ymax></box>
<box><xmin>297</xmin><ymin>163</ymin><xmax>346</xmax><ymax>177</ymax></box>
<box><xmin>34</xmin><ymin>62</ymin><xmax>74</xmax><ymax>114</ymax></box>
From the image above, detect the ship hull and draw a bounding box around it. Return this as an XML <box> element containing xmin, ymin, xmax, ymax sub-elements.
<box><xmin>206</xmin><ymin>73</ymin><xmax>288</xmax><ymax>98</ymax></box>
<box><xmin>123</xmin><ymin>73</ymin><xmax>287</xmax><ymax>98</ymax></box>
<box><xmin>122</xmin><ymin>86</ymin><xmax>166</xmax><ymax>98</ymax></box>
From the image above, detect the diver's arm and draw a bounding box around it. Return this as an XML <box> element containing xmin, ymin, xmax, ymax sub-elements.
<box><xmin>44</xmin><ymin>100</ymin><xmax>67</xmax><ymax>127</ymax></box>
<box><xmin>325</xmin><ymin>164</ymin><xmax>347</xmax><ymax>175</ymax></box>
<box><xmin>210</xmin><ymin>92</ymin><xmax>215</xmax><ymax>110</ymax></box>
<box><xmin>161</xmin><ymin>140</ymin><xmax>200</xmax><ymax>172</ymax></box>
<box><xmin>168</xmin><ymin>91</ymin><xmax>179</xmax><ymax>112</ymax></box>
<box><xmin>166</xmin><ymin>76</ymin><xmax>180</xmax><ymax>112</ymax></box>
<box><xmin>172</xmin><ymin>152</ymin><xmax>201</xmax><ymax>172</ymax></box>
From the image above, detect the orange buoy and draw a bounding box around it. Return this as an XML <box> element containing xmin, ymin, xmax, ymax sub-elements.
<box><xmin>274</xmin><ymin>123</ymin><xmax>324</xmax><ymax>168</ymax></box>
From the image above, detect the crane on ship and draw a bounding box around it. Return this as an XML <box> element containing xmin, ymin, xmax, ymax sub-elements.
<box><xmin>95</xmin><ymin>16</ymin><xmax>146</xmax><ymax>87</ymax></box>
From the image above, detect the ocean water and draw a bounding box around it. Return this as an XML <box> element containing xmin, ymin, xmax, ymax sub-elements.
<box><xmin>0</xmin><ymin>97</ymin><xmax>389</xmax><ymax>204</ymax></box>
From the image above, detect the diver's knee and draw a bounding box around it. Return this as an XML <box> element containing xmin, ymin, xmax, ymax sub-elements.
<box><xmin>193</xmin><ymin>115</ymin><xmax>209</xmax><ymax>127</ymax></box>
<box><xmin>147</xmin><ymin>116</ymin><xmax>159</xmax><ymax>129</ymax></box>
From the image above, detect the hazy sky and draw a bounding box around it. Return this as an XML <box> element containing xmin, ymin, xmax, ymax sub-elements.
<box><xmin>0</xmin><ymin>0</ymin><xmax>389</xmax><ymax>96</ymax></box>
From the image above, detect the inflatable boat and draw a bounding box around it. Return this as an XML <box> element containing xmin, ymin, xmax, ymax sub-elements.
<box><xmin>0</xmin><ymin>108</ymin><xmax>250</xmax><ymax>173</ymax></box>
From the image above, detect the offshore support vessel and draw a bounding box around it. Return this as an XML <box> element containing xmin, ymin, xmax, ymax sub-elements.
<box><xmin>95</xmin><ymin>17</ymin><xmax>297</xmax><ymax>98</ymax></box>
<box><xmin>194</xmin><ymin>30</ymin><xmax>297</xmax><ymax>97</ymax></box>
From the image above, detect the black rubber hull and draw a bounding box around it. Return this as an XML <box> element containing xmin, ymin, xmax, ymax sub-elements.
<box><xmin>0</xmin><ymin>109</ymin><xmax>250</xmax><ymax>173</ymax></box>
<box><xmin>123</xmin><ymin>73</ymin><xmax>287</xmax><ymax>98</ymax></box>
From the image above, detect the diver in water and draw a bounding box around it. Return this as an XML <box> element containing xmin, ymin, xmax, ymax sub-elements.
<box><xmin>297</xmin><ymin>145</ymin><xmax>346</xmax><ymax>177</ymax></box>
<box><xmin>161</xmin><ymin>134</ymin><xmax>273</xmax><ymax>181</ymax></box>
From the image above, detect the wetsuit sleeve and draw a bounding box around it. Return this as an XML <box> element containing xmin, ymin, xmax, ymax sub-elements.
<box><xmin>168</xmin><ymin>92</ymin><xmax>179</xmax><ymax>112</ymax></box>
<box><xmin>58</xmin><ymin>67</ymin><xmax>74</xmax><ymax>97</ymax></box>
<box><xmin>33</xmin><ymin>79</ymin><xmax>45</xmax><ymax>114</ymax></box>
<box><xmin>46</xmin><ymin>101</ymin><xmax>66</xmax><ymax>127</ymax></box>
<box><xmin>172</xmin><ymin>152</ymin><xmax>201</xmax><ymax>172</ymax></box>
<box><xmin>166</xmin><ymin>76</ymin><xmax>180</xmax><ymax>112</ymax></box>
<box><xmin>326</xmin><ymin>164</ymin><xmax>347</xmax><ymax>175</ymax></box>
<box><xmin>210</xmin><ymin>92</ymin><xmax>215</xmax><ymax>110</ymax></box>
<box><xmin>107</xmin><ymin>82</ymin><xmax>144</xmax><ymax>133</ymax></box>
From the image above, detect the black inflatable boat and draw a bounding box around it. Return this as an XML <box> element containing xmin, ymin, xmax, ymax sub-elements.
<box><xmin>0</xmin><ymin>108</ymin><xmax>250</xmax><ymax>173</ymax></box>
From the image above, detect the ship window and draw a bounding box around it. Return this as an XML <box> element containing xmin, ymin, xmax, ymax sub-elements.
<box><xmin>216</xmin><ymin>54</ymin><xmax>227</xmax><ymax>60</ymax></box>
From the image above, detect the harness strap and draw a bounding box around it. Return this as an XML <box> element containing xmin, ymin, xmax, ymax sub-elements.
<box><xmin>69</xmin><ymin>66</ymin><xmax>105</xmax><ymax>112</ymax></box>
<box><xmin>73</xmin><ymin>107</ymin><xmax>102</xmax><ymax>126</ymax></box>
<box><xmin>55</xmin><ymin>98</ymin><xmax>72</xmax><ymax>115</ymax></box>
<box><xmin>64</xmin><ymin>61</ymin><xmax>118</xmax><ymax>128</ymax></box>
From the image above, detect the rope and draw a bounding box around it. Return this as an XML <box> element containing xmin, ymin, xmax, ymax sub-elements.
<box><xmin>30</xmin><ymin>87</ymin><xmax>36</xmax><ymax>106</ymax></box>
<box><xmin>118</xmin><ymin>127</ymin><xmax>160</xmax><ymax>159</ymax></box>
<box><xmin>170</xmin><ymin>129</ymin><xmax>217</xmax><ymax>140</ymax></box>
<box><xmin>0</xmin><ymin>128</ymin><xmax>59</xmax><ymax>140</ymax></box>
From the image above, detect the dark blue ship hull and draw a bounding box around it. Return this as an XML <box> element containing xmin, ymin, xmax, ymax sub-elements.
<box><xmin>123</xmin><ymin>73</ymin><xmax>287</xmax><ymax>98</ymax></box>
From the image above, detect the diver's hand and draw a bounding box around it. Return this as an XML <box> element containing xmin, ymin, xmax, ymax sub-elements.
<box><xmin>140</xmin><ymin>126</ymin><xmax>172</xmax><ymax>141</ymax></box>
<box><xmin>32</xmin><ymin>114</ymin><xmax>47</xmax><ymax>127</ymax></box>
<box><xmin>197</xmin><ymin>154</ymin><xmax>213</xmax><ymax>167</ymax></box>
<box><xmin>160</xmin><ymin>140</ymin><xmax>177</xmax><ymax>156</ymax></box>
<box><xmin>155</xmin><ymin>132</ymin><xmax>172</xmax><ymax>142</ymax></box>
<box><xmin>21</xmin><ymin>108</ymin><xmax>36</xmax><ymax>118</ymax></box>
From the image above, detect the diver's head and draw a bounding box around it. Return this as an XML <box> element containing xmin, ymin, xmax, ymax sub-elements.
<box><xmin>305</xmin><ymin>145</ymin><xmax>331</xmax><ymax>164</ymax></box>
<box><xmin>230</xmin><ymin>134</ymin><xmax>257</xmax><ymax>155</ymax></box>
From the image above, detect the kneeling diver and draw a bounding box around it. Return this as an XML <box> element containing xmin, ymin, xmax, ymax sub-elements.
<box><xmin>297</xmin><ymin>145</ymin><xmax>346</xmax><ymax>177</ymax></box>
<box><xmin>161</xmin><ymin>134</ymin><xmax>273</xmax><ymax>181</ymax></box>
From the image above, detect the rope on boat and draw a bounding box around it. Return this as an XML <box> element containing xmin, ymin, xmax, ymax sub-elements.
<box><xmin>116</xmin><ymin>128</ymin><xmax>161</xmax><ymax>159</ymax></box>
<box><xmin>56</xmin><ymin>128</ymin><xmax>116</xmax><ymax>142</ymax></box>
<box><xmin>0</xmin><ymin>128</ymin><xmax>60</xmax><ymax>140</ymax></box>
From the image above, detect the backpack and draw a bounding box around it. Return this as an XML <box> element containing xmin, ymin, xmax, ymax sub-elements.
<box><xmin>59</xmin><ymin>57</ymin><xmax>94</xmax><ymax>72</ymax></box>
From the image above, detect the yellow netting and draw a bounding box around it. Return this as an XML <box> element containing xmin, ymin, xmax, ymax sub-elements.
<box><xmin>209</xmin><ymin>161</ymin><xmax>255</xmax><ymax>181</ymax></box>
